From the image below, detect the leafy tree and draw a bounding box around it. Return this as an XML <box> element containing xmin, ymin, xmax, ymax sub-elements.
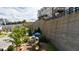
<box><xmin>22</xmin><ymin>20</ymin><xmax>26</xmax><ymax>23</ymax></box>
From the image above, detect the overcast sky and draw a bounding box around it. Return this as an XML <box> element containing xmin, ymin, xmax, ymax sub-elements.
<box><xmin>0</xmin><ymin>7</ymin><xmax>41</xmax><ymax>22</ymax></box>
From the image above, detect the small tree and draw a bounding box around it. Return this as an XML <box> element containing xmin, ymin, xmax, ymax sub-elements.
<box><xmin>22</xmin><ymin>20</ymin><xmax>26</xmax><ymax>23</ymax></box>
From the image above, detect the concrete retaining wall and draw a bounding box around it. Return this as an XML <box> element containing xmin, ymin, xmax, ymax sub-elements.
<box><xmin>32</xmin><ymin>13</ymin><xmax>79</xmax><ymax>51</ymax></box>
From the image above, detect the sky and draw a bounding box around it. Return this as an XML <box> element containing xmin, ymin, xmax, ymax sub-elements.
<box><xmin>0</xmin><ymin>7</ymin><xmax>41</xmax><ymax>22</ymax></box>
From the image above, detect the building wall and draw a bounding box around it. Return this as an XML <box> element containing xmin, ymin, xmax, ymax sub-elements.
<box><xmin>38</xmin><ymin>7</ymin><xmax>53</xmax><ymax>19</ymax></box>
<box><xmin>32</xmin><ymin>13</ymin><xmax>79</xmax><ymax>51</ymax></box>
<box><xmin>38</xmin><ymin>7</ymin><xmax>67</xmax><ymax>20</ymax></box>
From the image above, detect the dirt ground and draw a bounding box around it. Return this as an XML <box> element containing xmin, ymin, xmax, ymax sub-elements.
<box><xmin>39</xmin><ymin>42</ymin><xmax>48</xmax><ymax>51</ymax></box>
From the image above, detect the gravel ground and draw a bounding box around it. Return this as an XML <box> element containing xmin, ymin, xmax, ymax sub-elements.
<box><xmin>0</xmin><ymin>36</ymin><xmax>12</xmax><ymax>50</ymax></box>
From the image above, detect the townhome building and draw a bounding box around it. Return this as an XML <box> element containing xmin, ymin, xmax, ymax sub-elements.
<box><xmin>38</xmin><ymin>7</ymin><xmax>53</xmax><ymax>20</ymax></box>
<box><xmin>38</xmin><ymin>7</ymin><xmax>65</xmax><ymax>20</ymax></box>
<box><xmin>38</xmin><ymin>7</ymin><xmax>79</xmax><ymax>20</ymax></box>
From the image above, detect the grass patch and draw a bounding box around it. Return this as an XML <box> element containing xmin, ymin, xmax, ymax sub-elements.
<box><xmin>47</xmin><ymin>42</ymin><xmax>59</xmax><ymax>51</ymax></box>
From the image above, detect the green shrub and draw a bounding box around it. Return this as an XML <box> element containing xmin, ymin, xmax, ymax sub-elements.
<box><xmin>9</xmin><ymin>27</ymin><xmax>28</xmax><ymax>46</ymax></box>
<box><xmin>28</xmin><ymin>29</ymin><xmax>32</xmax><ymax>36</ymax></box>
<box><xmin>37</xmin><ymin>27</ymin><xmax>42</xmax><ymax>34</ymax></box>
<box><xmin>7</xmin><ymin>45</ymin><xmax>14</xmax><ymax>51</ymax></box>
<box><xmin>39</xmin><ymin>35</ymin><xmax>48</xmax><ymax>43</ymax></box>
<box><xmin>23</xmin><ymin>36</ymin><xmax>29</xmax><ymax>43</ymax></box>
<box><xmin>0</xmin><ymin>49</ymin><xmax>4</xmax><ymax>51</ymax></box>
<box><xmin>34</xmin><ymin>27</ymin><xmax>42</xmax><ymax>34</ymax></box>
<box><xmin>47</xmin><ymin>42</ymin><xmax>59</xmax><ymax>51</ymax></box>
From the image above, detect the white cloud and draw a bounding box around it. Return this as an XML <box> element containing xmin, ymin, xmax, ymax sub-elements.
<box><xmin>0</xmin><ymin>7</ymin><xmax>41</xmax><ymax>22</ymax></box>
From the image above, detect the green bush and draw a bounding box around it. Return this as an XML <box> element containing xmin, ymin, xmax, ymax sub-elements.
<box><xmin>0</xmin><ymin>49</ymin><xmax>4</xmax><ymax>51</ymax></box>
<box><xmin>34</xmin><ymin>27</ymin><xmax>42</xmax><ymax>34</ymax></box>
<box><xmin>7</xmin><ymin>45</ymin><xmax>14</xmax><ymax>51</ymax></box>
<box><xmin>37</xmin><ymin>27</ymin><xmax>42</xmax><ymax>34</ymax></box>
<box><xmin>23</xmin><ymin>36</ymin><xmax>29</xmax><ymax>43</ymax></box>
<box><xmin>28</xmin><ymin>29</ymin><xmax>32</xmax><ymax>36</ymax></box>
<box><xmin>9</xmin><ymin>27</ymin><xmax>28</xmax><ymax>46</ymax></box>
<box><xmin>39</xmin><ymin>35</ymin><xmax>48</xmax><ymax>43</ymax></box>
<box><xmin>47</xmin><ymin>42</ymin><xmax>59</xmax><ymax>51</ymax></box>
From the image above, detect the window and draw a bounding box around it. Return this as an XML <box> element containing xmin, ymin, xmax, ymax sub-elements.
<box><xmin>68</xmin><ymin>7</ymin><xmax>73</xmax><ymax>14</ymax></box>
<box><xmin>75</xmin><ymin>7</ymin><xmax>79</xmax><ymax>13</ymax></box>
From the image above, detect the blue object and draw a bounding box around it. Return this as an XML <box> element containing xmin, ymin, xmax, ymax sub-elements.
<box><xmin>34</xmin><ymin>32</ymin><xmax>41</xmax><ymax>38</ymax></box>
